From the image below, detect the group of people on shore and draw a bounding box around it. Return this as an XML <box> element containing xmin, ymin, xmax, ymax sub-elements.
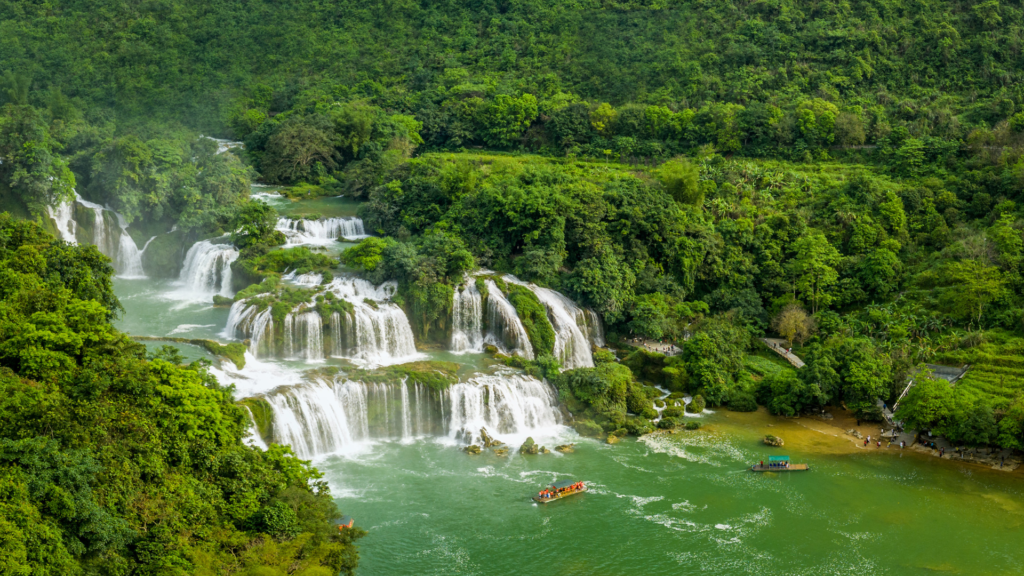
<box><xmin>626</xmin><ymin>336</ymin><xmax>678</xmax><ymax>355</ymax></box>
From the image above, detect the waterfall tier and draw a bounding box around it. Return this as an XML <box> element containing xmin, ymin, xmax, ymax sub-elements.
<box><xmin>178</xmin><ymin>240</ymin><xmax>238</xmax><ymax>297</ymax></box>
<box><xmin>506</xmin><ymin>278</ymin><xmax>596</xmax><ymax>369</ymax></box>
<box><xmin>276</xmin><ymin>217</ymin><xmax>368</xmax><ymax>245</ymax></box>
<box><xmin>482</xmin><ymin>279</ymin><xmax>534</xmax><ymax>359</ymax></box>
<box><xmin>252</xmin><ymin>371</ymin><xmax>561</xmax><ymax>458</ymax></box>
<box><xmin>48</xmin><ymin>194</ymin><xmax>149</xmax><ymax>278</ymax></box>
<box><xmin>224</xmin><ymin>278</ymin><xmax>417</xmax><ymax>366</ymax></box>
<box><xmin>451</xmin><ymin>281</ymin><xmax>484</xmax><ymax>353</ymax></box>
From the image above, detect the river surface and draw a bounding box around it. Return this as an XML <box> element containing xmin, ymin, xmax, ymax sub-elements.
<box><xmin>104</xmin><ymin>195</ymin><xmax>1024</xmax><ymax>576</ymax></box>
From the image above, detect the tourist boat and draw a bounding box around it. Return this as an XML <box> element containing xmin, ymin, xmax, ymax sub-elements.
<box><xmin>750</xmin><ymin>455</ymin><xmax>810</xmax><ymax>472</ymax></box>
<box><xmin>533</xmin><ymin>480</ymin><xmax>587</xmax><ymax>503</ymax></box>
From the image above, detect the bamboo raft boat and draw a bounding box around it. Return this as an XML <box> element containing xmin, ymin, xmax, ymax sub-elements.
<box><xmin>533</xmin><ymin>480</ymin><xmax>587</xmax><ymax>503</ymax></box>
<box><xmin>750</xmin><ymin>455</ymin><xmax>810</xmax><ymax>472</ymax></box>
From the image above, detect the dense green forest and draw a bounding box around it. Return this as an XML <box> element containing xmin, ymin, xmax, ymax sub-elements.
<box><xmin>4</xmin><ymin>1</ymin><xmax>1024</xmax><ymax>570</ymax></box>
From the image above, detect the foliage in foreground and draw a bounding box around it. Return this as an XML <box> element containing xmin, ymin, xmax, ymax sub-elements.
<box><xmin>0</xmin><ymin>215</ymin><xmax>362</xmax><ymax>575</ymax></box>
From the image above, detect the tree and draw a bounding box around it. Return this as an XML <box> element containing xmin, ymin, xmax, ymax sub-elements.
<box><xmin>788</xmin><ymin>232</ymin><xmax>840</xmax><ymax>312</ymax></box>
<box><xmin>772</xmin><ymin>303</ymin><xmax>815</xmax><ymax>345</ymax></box>
<box><xmin>260</xmin><ymin>118</ymin><xmax>337</xmax><ymax>184</ymax></box>
<box><xmin>478</xmin><ymin>94</ymin><xmax>538</xmax><ymax>148</ymax></box>
<box><xmin>231</xmin><ymin>200</ymin><xmax>282</xmax><ymax>250</ymax></box>
<box><xmin>657</xmin><ymin>159</ymin><xmax>702</xmax><ymax>205</ymax></box>
<box><xmin>0</xmin><ymin>105</ymin><xmax>75</xmax><ymax>215</ymax></box>
<box><xmin>796</xmin><ymin>99</ymin><xmax>839</xmax><ymax>149</ymax></box>
<box><xmin>937</xmin><ymin>260</ymin><xmax>1006</xmax><ymax>327</ymax></box>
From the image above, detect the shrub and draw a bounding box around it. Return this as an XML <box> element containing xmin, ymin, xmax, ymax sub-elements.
<box><xmin>624</xmin><ymin>418</ymin><xmax>654</xmax><ymax>436</ymax></box>
<box><xmin>593</xmin><ymin>349</ymin><xmax>616</xmax><ymax>364</ymax></box>
<box><xmin>728</xmin><ymin>391</ymin><xmax>758</xmax><ymax>412</ymax></box>
<box><xmin>663</xmin><ymin>406</ymin><xmax>684</xmax><ymax>419</ymax></box>
<box><xmin>657</xmin><ymin>417</ymin><xmax>677</xmax><ymax>429</ymax></box>
<box><xmin>573</xmin><ymin>419</ymin><xmax>603</xmax><ymax>437</ymax></box>
<box><xmin>641</xmin><ymin>407</ymin><xmax>658</xmax><ymax>420</ymax></box>
<box><xmin>626</xmin><ymin>386</ymin><xmax>650</xmax><ymax>414</ymax></box>
<box><xmin>687</xmin><ymin>394</ymin><xmax>706</xmax><ymax>413</ymax></box>
<box><xmin>684</xmin><ymin>421</ymin><xmax>702</xmax><ymax>430</ymax></box>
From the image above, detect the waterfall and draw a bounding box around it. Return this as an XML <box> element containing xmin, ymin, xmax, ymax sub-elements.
<box><xmin>283</xmin><ymin>310</ymin><xmax>325</xmax><ymax>362</ymax></box>
<box><xmin>47</xmin><ymin>200</ymin><xmax>78</xmax><ymax>244</ymax></box>
<box><xmin>483</xmin><ymin>280</ymin><xmax>534</xmax><ymax>359</ymax></box>
<box><xmin>224</xmin><ymin>302</ymin><xmax>275</xmax><ymax>356</ymax></box>
<box><xmin>75</xmin><ymin>196</ymin><xmax>113</xmax><ymax>256</ymax></box>
<box><xmin>585</xmin><ymin>309</ymin><xmax>606</xmax><ymax>347</ymax></box>
<box><xmin>276</xmin><ymin>217</ymin><xmax>369</xmax><ymax>245</ymax></box>
<box><xmin>331</xmin><ymin>302</ymin><xmax>420</xmax><ymax>365</ymax></box>
<box><xmin>513</xmin><ymin>281</ymin><xmax>594</xmax><ymax>369</ymax></box>
<box><xmin>178</xmin><ymin>240</ymin><xmax>238</xmax><ymax>297</ymax></box>
<box><xmin>110</xmin><ymin>210</ymin><xmax>146</xmax><ymax>278</ymax></box>
<box><xmin>445</xmin><ymin>372</ymin><xmax>561</xmax><ymax>437</ymax></box>
<box><xmin>225</xmin><ymin>277</ymin><xmax>416</xmax><ymax>365</ymax></box>
<box><xmin>251</xmin><ymin>371</ymin><xmax>561</xmax><ymax>458</ymax></box>
<box><xmin>451</xmin><ymin>281</ymin><xmax>484</xmax><ymax>353</ymax></box>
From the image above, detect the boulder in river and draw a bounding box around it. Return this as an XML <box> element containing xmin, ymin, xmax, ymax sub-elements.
<box><xmin>463</xmin><ymin>444</ymin><xmax>482</xmax><ymax>455</ymax></box>
<box><xmin>555</xmin><ymin>444</ymin><xmax>575</xmax><ymax>453</ymax></box>
<box><xmin>763</xmin><ymin>435</ymin><xmax>784</xmax><ymax>447</ymax></box>
<box><xmin>606</xmin><ymin>434</ymin><xmax>620</xmax><ymax>445</ymax></box>
<box><xmin>519</xmin><ymin>437</ymin><xmax>539</xmax><ymax>455</ymax></box>
<box><xmin>493</xmin><ymin>447</ymin><xmax>509</xmax><ymax>457</ymax></box>
<box><xmin>480</xmin><ymin>427</ymin><xmax>504</xmax><ymax>448</ymax></box>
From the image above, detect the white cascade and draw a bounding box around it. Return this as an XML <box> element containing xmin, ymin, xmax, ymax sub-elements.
<box><xmin>330</xmin><ymin>302</ymin><xmax>419</xmax><ymax>366</ymax></box>
<box><xmin>445</xmin><ymin>372</ymin><xmax>561</xmax><ymax>437</ymax></box>
<box><xmin>483</xmin><ymin>279</ymin><xmax>534</xmax><ymax>359</ymax></box>
<box><xmin>75</xmin><ymin>195</ymin><xmax>113</xmax><ymax>256</ymax></box>
<box><xmin>178</xmin><ymin>240</ymin><xmax>238</xmax><ymax>297</ymax></box>
<box><xmin>450</xmin><ymin>281</ymin><xmax>484</xmax><ymax>353</ymax></box>
<box><xmin>110</xmin><ymin>210</ymin><xmax>146</xmax><ymax>278</ymax></box>
<box><xmin>47</xmin><ymin>200</ymin><xmax>78</xmax><ymax>244</ymax></box>
<box><xmin>283</xmin><ymin>310</ymin><xmax>325</xmax><ymax>362</ymax></box>
<box><xmin>276</xmin><ymin>217</ymin><xmax>368</xmax><ymax>245</ymax></box>
<box><xmin>224</xmin><ymin>301</ymin><xmax>275</xmax><ymax>356</ymax></box>
<box><xmin>507</xmin><ymin>278</ymin><xmax>595</xmax><ymax>369</ymax></box>
<box><xmin>252</xmin><ymin>371</ymin><xmax>561</xmax><ymax>458</ymax></box>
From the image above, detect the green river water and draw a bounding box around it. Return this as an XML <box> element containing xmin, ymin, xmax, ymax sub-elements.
<box><xmin>109</xmin><ymin>194</ymin><xmax>1024</xmax><ymax>576</ymax></box>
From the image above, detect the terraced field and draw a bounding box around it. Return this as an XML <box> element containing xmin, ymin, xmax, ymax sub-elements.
<box><xmin>935</xmin><ymin>333</ymin><xmax>1024</xmax><ymax>406</ymax></box>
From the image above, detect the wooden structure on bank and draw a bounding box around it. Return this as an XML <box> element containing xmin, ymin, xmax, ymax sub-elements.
<box><xmin>750</xmin><ymin>455</ymin><xmax>810</xmax><ymax>472</ymax></box>
<box><xmin>533</xmin><ymin>480</ymin><xmax>587</xmax><ymax>503</ymax></box>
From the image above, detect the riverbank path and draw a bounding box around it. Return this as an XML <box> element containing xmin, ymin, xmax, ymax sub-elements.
<box><xmin>623</xmin><ymin>337</ymin><xmax>681</xmax><ymax>356</ymax></box>
<box><xmin>762</xmin><ymin>338</ymin><xmax>805</xmax><ymax>368</ymax></box>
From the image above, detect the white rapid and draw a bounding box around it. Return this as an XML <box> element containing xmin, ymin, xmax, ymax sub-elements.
<box><xmin>483</xmin><ymin>279</ymin><xmax>534</xmax><ymax>359</ymax></box>
<box><xmin>177</xmin><ymin>239</ymin><xmax>238</xmax><ymax>298</ymax></box>
<box><xmin>284</xmin><ymin>310</ymin><xmax>325</xmax><ymax>361</ymax></box>
<box><xmin>253</xmin><ymin>370</ymin><xmax>561</xmax><ymax>458</ymax></box>
<box><xmin>450</xmin><ymin>281</ymin><xmax>484</xmax><ymax>353</ymax></box>
<box><xmin>329</xmin><ymin>303</ymin><xmax>420</xmax><ymax>366</ymax></box>
<box><xmin>111</xmin><ymin>210</ymin><xmax>148</xmax><ymax>278</ymax></box>
<box><xmin>276</xmin><ymin>217</ymin><xmax>368</xmax><ymax>245</ymax></box>
<box><xmin>47</xmin><ymin>200</ymin><xmax>78</xmax><ymax>243</ymax></box>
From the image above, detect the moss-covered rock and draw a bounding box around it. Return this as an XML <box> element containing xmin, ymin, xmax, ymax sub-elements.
<box><xmin>131</xmin><ymin>336</ymin><xmax>246</xmax><ymax>369</ymax></box>
<box><xmin>504</xmin><ymin>284</ymin><xmax>556</xmax><ymax>356</ymax></box>
<box><xmin>519</xmin><ymin>437</ymin><xmax>539</xmax><ymax>455</ymax></box>
<box><xmin>687</xmin><ymin>394</ymin><xmax>706</xmax><ymax>414</ymax></box>
<box><xmin>555</xmin><ymin>444</ymin><xmax>575</xmax><ymax>453</ymax></box>
<box><xmin>684</xmin><ymin>421</ymin><xmax>701</xmax><ymax>430</ymax></box>
<box><xmin>640</xmin><ymin>407</ymin><xmax>658</xmax><ymax>420</ymax></box>
<box><xmin>239</xmin><ymin>397</ymin><xmax>275</xmax><ymax>442</ymax></box>
<box><xmin>606</xmin><ymin>434</ymin><xmax>620</xmax><ymax>444</ymax></box>
<box><xmin>463</xmin><ymin>444</ymin><xmax>482</xmax><ymax>455</ymax></box>
<box><xmin>663</xmin><ymin>406</ymin><xmax>684</xmax><ymax>419</ymax></box>
<box><xmin>764</xmin><ymin>435</ymin><xmax>784</xmax><ymax>447</ymax></box>
<box><xmin>212</xmin><ymin>295</ymin><xmax>234</xmax><ymax>307</ymax></box>
<box><xmin>142</xmin><ymin>228</ymin><xmax>189</xmax><ymax>278</ymax></box>
<box><xmin>572</xmin><ymin>419</ymin><xmax>603</xmax><ymax>437</ymax></box>
<box><xmin>657</xmin><ymin>417</ymin><xmax>677</xmax><ymax>429</ymax></box>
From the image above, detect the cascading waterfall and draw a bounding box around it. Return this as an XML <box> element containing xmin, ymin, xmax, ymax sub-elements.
<box><xmin>283</xmin><ymin>310</ymin><xmax>325</xmax><ymax>361</ymax></box>
<box><xmin>47</xmin><ymin>200</ymin><xmax>78</xmax><ymax>244</ymax></box>
<box><xmin>110</xmin><ymin>210</ymin><xmax>147</xmax><ymax>278</ymax></box>
<box><xmin>252</xmin><ymin>371</ymin><xmax>561</xmax><ymax>458</ymax></box>
<box><xmin>178</xmin><ymin>240</ymin><xmax>238</xmax><ymax>297</ymax></box>
<box><xmin>226</xmin><ymin>277</ymin><xmax>416</xmax><ymax>365</ymax></box>
<box><xmin>276</xmin><ymin>217</ymin><xmax>368</xmax><ymax>244</ymax></box>
<box><xmin>483</xmin><ymin>279</ymin><xmax>534</xmax><ymax>359</ymax></box>
<box><xmin>509</xmin><ymin>279</ymin><xmax>595</xmax><ymax>369</ymax></box>
<box><xmin>450</xmin><ymin>281</ymin><xmax>484</xmax><ymax>353</ymax></box>
<box><xmin>331</xmin><ymin>302</ymin><xmax>419</xmax><ymax>365</ymax></box>
<box><xmin>75</xmin><ymin>196</ymin><xmax>114</xmax><ymax>256</ymax></box>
